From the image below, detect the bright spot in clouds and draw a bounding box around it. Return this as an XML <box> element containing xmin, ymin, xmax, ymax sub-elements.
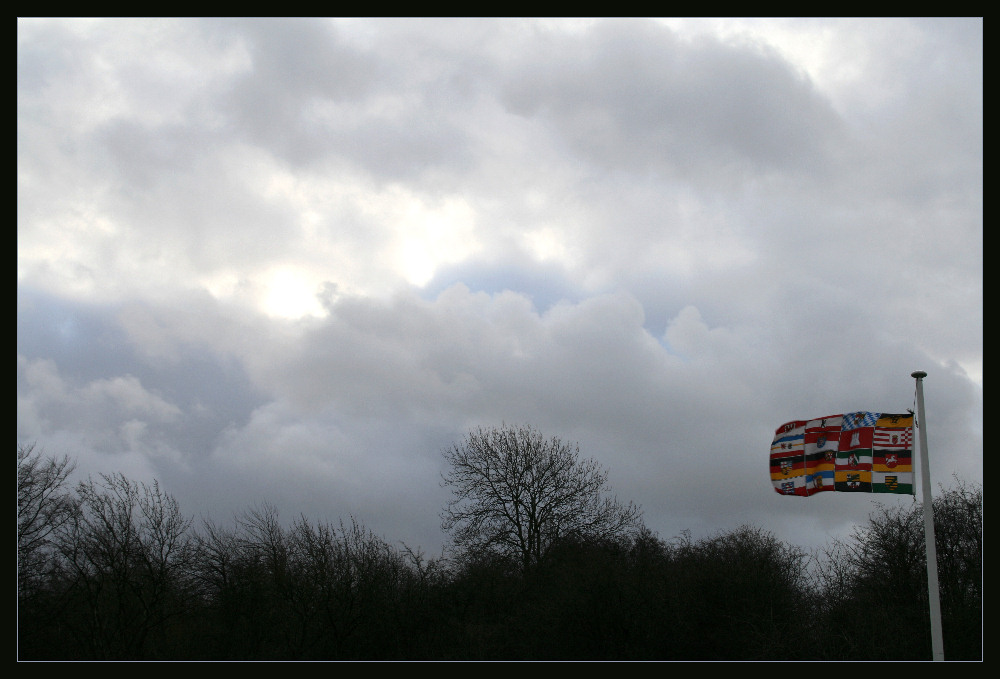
<box><xmin>17</xmin><ymin>18</ymin><xmax>981</xmax><ymax>558</ymax></box>
<box><xmin>392</xmin><ymin>194</ymin><xmax>480</xmax><ymax>288</ymax></box>
<box><xmin>262</xmin><ymin>267</ymin><xmax>326</xmax><ymax>319</ymax></box>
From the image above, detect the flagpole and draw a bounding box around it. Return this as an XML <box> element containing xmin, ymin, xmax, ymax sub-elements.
<box><xmin>911</xmin><ymin>370</ymin><xmax>944</xmax><ymax>661</ymax></box>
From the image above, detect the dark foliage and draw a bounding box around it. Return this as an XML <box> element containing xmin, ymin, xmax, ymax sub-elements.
<box><xmin>17</xmin><ymin>445</ymin><xmax>982</xmax><ymax>660</ymax></box>
<box><xmin>817</xmin><ymin>479</ymin><xmax>983</xmax><ymax>661</ymax></box>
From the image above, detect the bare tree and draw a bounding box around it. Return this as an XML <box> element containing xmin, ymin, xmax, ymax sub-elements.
<box><xmin>17</xmin><ymin>443</ymin><xmax>76</xmax><ymax>597</ymax></box>
<box><xmin>191</xmin><ymin>505</ymin><xmax>416</xmax><ymax>659</ymax></box>
<box><xmin>441</xmin><ymin>424</ymin><xmax>642</xmax><ymax>571</ymax></box>
<box><xmin>817</xmin><ymin>478</ymin><xmax>983</xmax><ymax>660</ymax></box>
<box><xmin>58</xmin><ymin>472</ymin><xmax>194</xmax><ymax>658</ymax></box>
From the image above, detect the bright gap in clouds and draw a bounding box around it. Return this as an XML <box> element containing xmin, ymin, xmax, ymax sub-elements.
<box><xmin>262</xmin><ymin>267</ymin><xmax>326</xmax><ymax>319</ymax></box>
<box><xmin>201</xmin><ymin>267</ymin><xmax>327</xmax><ymax>320</ymax></box>
<box><xmin>391</xmin><ymin>193</ymin><xmax>480</xmax><ymax>288</ymax></box>
<box><xmin>239</xmin><ymin>190</ymin><xmax>483</xmax><ymax>318</ymax></box>
<box><xmin>958</xmin><ymin>359</ymin><xmax>982</xmax><ymax>387</ymax></box>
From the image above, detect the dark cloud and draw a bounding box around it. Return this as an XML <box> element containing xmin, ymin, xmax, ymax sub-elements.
<box><xmin>211</xmin><ymin>18</ymin><xmax>480</xmax><ymax>181</ymax></box>
<box><xmin>17</xmin><ymin>18</ymin><xmax>981</xmax><ymax>555</ymax></box>
<box><xmin>499</xmin><ymin>19</ymin><xmax>843</xmax><ymax>181</ymax></box>
<box><xmin>18</xmin><ymin>288</ymin><xmax>266</xmax><ymax>467</ymax></box>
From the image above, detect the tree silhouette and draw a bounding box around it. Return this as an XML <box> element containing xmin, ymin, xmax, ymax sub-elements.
<box><xmin>56</xmin><ymin>473</ymin><xmax>195</xmax><ymax>658</ymax></box>
<box><xmin>441</xmin><ymin>424</ymin><xmax>642</xmax><ymax>571</ymax></box>
<box><xmin>818</xmin><ymin>479</ymin><xmax>983</xmax><ymax>660</ymax></box>
<box><xmin>18</xmin><ymin>441</ymin><xmax>981</xmax><ymax>660</ymax></box>
<box><xmin>17</xmin><ymin>443</ymin><xmax>76</xmax><ymax>599</ymax></box>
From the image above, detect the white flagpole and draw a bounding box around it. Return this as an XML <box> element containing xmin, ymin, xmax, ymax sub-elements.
<box><xmin>911</xmin><ymin>370</ymin><xmax>944</xmax><ymax>661</ymax></box>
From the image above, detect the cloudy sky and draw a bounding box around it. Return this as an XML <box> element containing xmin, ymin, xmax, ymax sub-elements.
<box><xmin>18</xmin><ymin>18</ymin><xmax>982</xmax><ymax>556</ymax></box>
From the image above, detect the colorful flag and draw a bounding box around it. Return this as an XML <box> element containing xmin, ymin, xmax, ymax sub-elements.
<box><xmin>770</xmin><ymin>412</ymin><xmax>914</xmax><ymax>496</ymax></box>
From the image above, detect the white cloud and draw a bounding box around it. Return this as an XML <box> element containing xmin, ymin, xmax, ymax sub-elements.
<box><xmin>18</xmin><ymin>18</ymin><xmax>981</xmax><ymax>554</ymax></box>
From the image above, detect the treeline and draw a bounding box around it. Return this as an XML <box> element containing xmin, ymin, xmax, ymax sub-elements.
<box><xmin>17</xmin><ymin>444</ymin><xmax>982</xmax><ymax>661</ymax></box>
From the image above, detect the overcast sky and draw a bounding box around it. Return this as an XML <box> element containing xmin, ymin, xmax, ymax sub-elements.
<box><xmin>17</xmin><ymin>18</ymin><xmax>982</xmax><ymax>557</ymax></box>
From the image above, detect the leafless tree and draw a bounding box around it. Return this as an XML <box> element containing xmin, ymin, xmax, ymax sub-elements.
<box><xmin>191</xmin><ymin>504</ymin><xmax>416</xmax><ymax>659</ymax></box>
<box><xmin>441</xmin><ymin>424</ymin><xmax>642</xmax><ymax>571</ymax></box>
<box><xmin>58</xmin><ymin>472</ymin><xmax>194</xmax><ymax>658</ymax></box>
<box><xmin>816</xmin><ymin>478</ymin><xmax>983</xmax><ymax>660</ymax></box>
<box><xmin>17</xmin><ymin>443</ymin><xmax>76</xmax><ymax>597</ymax></box>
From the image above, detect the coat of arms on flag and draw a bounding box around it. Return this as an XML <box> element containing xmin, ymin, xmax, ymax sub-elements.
<box><xmin>770</xmin><ymin>412</ymin><xmax>914</xmax><ymax>496</ymax></box>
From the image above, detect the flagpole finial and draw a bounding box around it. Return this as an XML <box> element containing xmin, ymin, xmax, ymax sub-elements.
<box><xmin>911</xmin><ymin>370</ymin><xmax>927</xmax><ymax>379</ymax></box>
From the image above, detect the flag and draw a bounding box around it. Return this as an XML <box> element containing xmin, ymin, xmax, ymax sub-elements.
<box><xmin>770</xmin><ymin>412</ymin><xmax>914</xmax><ymax>496</ymax></box>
